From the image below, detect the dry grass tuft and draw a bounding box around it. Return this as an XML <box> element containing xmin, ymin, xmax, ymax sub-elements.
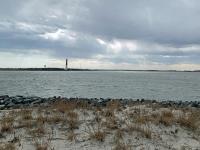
<box><xmin>67</xmin><ymin>111</ymin><xmax>79</xmax><ymax>130</ymax></box>
<box><xmin>88</xmin><ymin>125</ymin><xmax>106</xmax><ymax>142</ymax></box>
<box><xmin>1</xmin><ymin>122</ymin><xmax>13</xmax><ymax>133</ymax></box>
<box><xmin>34</xmin><ymin>140</ymin><xmax>49</xmax><ymax>150</ymax></box>
<box><xmin>35</xmin><ymin>114</ymin><xmax>48</xmax><ymax>125</ymax></box>
<box><xmin>115</xmin><ymin>129</ymin><xmax>124</xmax><ymax>140</ymax></box>
<box><xmin>16</xmin><ymin>120</ymin><xmax>36</xmax><ymax>129</ymax></box>
<box><xmin>0</xmin><ymin>143</ymin><xmax>16</xmax><ymax>150</ymax></box>
<box><xmin>94</xmin><ymin>113</ymin><xmax>102</xmax><ymax>123</ymax></box>
<box><xmin>177</xmin><ymin>111</ymin><xmax>199</xmax><ymax>130</ymax></box>
<box><xmin>19</xmin><ymin>109</ymin><xmax>33</xmax><ymax>120</ymax></box>
<box><xmin>113</xmin><ymin>142</ymin><xmax>131</xmax><ymax>150</ymax></box>
<box><xmin>53</xmin><ymin>100</ymin><xmax>77</xmax><ymax>113</ymax></box>
<box><xmin>28</xmin><ymin>126</ymin><xmax>46</xmax><ymax>137</ymax></box>
<box><xmin>33</xmin><ymin>134</ymin><xmax>53</xmax><ymax>150</ymax></box>
<box><xmin>76</xmin><ymin>101</ymin><xmax>90</xmax><ymax>110</ymax></box>
<box><xmin>0</xmin><ymin>114</ymin><xmax>14</xmax><ymax>133</ymax></box>
<box><xmin>126</xmin><ymin>122</ymin><xmax>152</xmax><ymax>139</ymax></box>
<box><xmin>67</xmin><ymin>111</ymin><xmax>78</xmax><ymax>120</ymax></box>
<box><xmin>103</xmin><ymin>109</ymin><xmax>115</xmax><ymax>118</ymax></box>
<box><xmin>159</xmin><ymin>110</ymin><xmax>174</xmax><ymax>126</ymax></box>
<box><xmin>106</xmin><ymin>100</ymin><xmax>122</xmax><ymax>111</ymax></box>
<box><xmin>135</xmin><ymin>115</ymin><xmax>151</xmax><ymax>125</ymax></box>
<box><xmin>1</xmin><ymin>115</ymin><xmax>15</xmax><ymax>124</ymax></box>
<box><xmin>67</xmin><ymin>130</ymin><xmax>77</xmax><ymax>141</ymax></box>
<box><xmin>90</xmin><ymin>130</ymin><xmax>106</xmax><ymax>142</ymax></box>
<box><xmin>141</xmin><ymin>126</ymin><xmax>152</xmax><ymax>139</ymax></box>
<box><xmin>104</xmin><ymin>116</ymin><xmax>118</xmax><ymax>130</ymax></box>
<box><xmin>47</xmin><ymin>114</ymin><xmax>63</xmax><ymax>124</ymax></box>
<box><xmin>35</xmin><ymin>145</ymin><xmax>48</xmax><ymax>150</ymax></box>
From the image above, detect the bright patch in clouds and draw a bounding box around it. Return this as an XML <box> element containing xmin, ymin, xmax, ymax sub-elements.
<box><xmin>40</xmin><ymin>29</ymin><xmax>77</xmax><ymax>41</ymax></box>
<box><xmin>40</xmin><ymin>29</ymin><xmax>65</xmax><ymax>40</ymax></box>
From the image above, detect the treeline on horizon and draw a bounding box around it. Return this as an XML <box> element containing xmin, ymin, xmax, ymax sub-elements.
<box><xmin>0</xmin><ymin>68</ymin><xmax>200</xmax><ymax>72</ymax></box>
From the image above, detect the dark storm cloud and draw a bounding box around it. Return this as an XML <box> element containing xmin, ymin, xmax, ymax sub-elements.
<box><xmin>0</xmin><ymin>0</ymin><xmax>200</xmax><ymax>65</ymax></box>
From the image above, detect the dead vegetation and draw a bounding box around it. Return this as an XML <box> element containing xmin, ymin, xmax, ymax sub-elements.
<box><xmin>159</xmin><ymin>110</ymin><xmax>174</xmax><ymax>126</ymax></box>
<box><xmin>0</xmin><ymin>100</ymin><xmax>199</xmax><ymax>149</ymax></box>
<box><xmin>0</xmin><ymin>114</ymin><xmax>14</xmax><ymax>133</ymax></box>
<box><xmin>53</xmin><ymin>100</ymin><xmax>76</xmax><ymax>113</ymax></box>
<box><xmin>1</xmin><ymin>122</ymin><xmax>13</xmax><ymax>133</ymax></box>
<box><xmin>47</xmin><ymin>113</ymin><xmax>64</xmax><ymax>124</ymax></box>
<box><xmin>113</xmin><ymin>141</ymin><xmax>132</xmax><ymax>150</ymax></box>
<box><xmin>28</xmin><ymin>126</ymin><xmax>46</xmax><ymax>137</ymax></box>
<box><xmin>87</xmin><ymin>124</ymin><xmax>106</xmax><ymax>142</ymax></box>
<box><xmin>177</xmin><ymin>110</ymin><xmax>199</xmax><ymax>130</ymax></box>
<box><xmin>20</xmin><ymin>109</ymin><xmax>33</xmax><ymax>120</ymax></box>
<box><xmin>106</xmin><ymin>100</ymin><xmax>122</xmax><ymax>111</ymax></box>
<box><xmin>52</xmin><ymin>100</ymin><xmax>89</xmax><ymax>113</ymax></box>
<box><xmin>66</xmin><ymin>111</ymin><xmax>79</xmax><ymax>130</ymax></box>
<box><xmin>33</xmin><ymin>138</ymin><xmax>51</xmax><ymax>150</ymax></box>
<box><xmin>125</xmin><ymin>122</ymin><xmax>152</xmax><ymax>139</ymax></box>
<box><xmin>89</xmin><ymin>129</ymin><xmax>106</xmax><ymax>142</ymax></box>
<box><xmin>67</xmin><ymin>130</ymin><xmax>77</xmax><ymax>141</ymax></box>
<box><xmin>0</xmin><ymin>142</ymin><xmax>16</xmax><ymax>150</ymax></box>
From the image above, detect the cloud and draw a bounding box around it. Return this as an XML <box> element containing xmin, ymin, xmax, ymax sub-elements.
<box><xmin>0</xmin><ymin>21</ymin><xmax>105</xmax><ymax>59</ymax></box>
<box><xmin>71</xmin><ymin>0</ymin><xmax>200</xmax><ymax>45</ymax></box>
<box><xmin>0</xmin><ymin>0</ymin><xmax>200</xmax><ymax>69</ymax></box>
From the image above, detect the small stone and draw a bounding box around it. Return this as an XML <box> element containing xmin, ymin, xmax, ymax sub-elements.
<box><xmin>0</xmin><ymin>95</ymin><xmax>9</xmax><ymax>99</ymax></box>
<box><xmin>6</xmin><ymin>102</ymin><xmax>15</xmax><ymax>108</ymax></box>
<box><xmin>191</xmin><ymin>102</ymin><xmax>199</xmax><ymax>108</ymax></box>
<box><xmin>0</xmin><ymin>105</ymin><xmax>5</xmax><ymax>110</ymax></box>
<box><xmin>31</xmin><ymin>100</ymin><xmax>42</xmax><ymax>105</ymax></box>
<box><xmin>141</xmin><ymin>99</ymin><xmax>145</xmax><ymax>102</ymax></box>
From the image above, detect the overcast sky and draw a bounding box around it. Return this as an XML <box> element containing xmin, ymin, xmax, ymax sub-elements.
<box><xmin>0</xmin><ymin>0</ymin><xmax>200</xmax><ymax>70</ymax></box>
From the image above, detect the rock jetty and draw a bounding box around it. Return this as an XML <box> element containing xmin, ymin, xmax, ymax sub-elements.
<box><xmin>0</xmin><ymin>95</ymin><xmax>200</xmax><ymax>110</ymax></box>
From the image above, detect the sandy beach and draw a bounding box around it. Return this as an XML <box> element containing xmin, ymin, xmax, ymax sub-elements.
<box><xmin>0</xmin><ymin>98</ymin><xmax>199</xmax><ymax>150</ymax></box>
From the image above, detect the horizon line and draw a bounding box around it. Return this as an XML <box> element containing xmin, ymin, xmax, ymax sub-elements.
<box><xmin>0</xmin><ymin>67</ymin><xmax>200</xmax><ymax>72</ymax></box>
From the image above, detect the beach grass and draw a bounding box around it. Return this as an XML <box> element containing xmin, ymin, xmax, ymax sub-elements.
<box><xmin>0</xmin><ymin>100</ymin><xmax>199</xmax><ymax>150</ymax></box>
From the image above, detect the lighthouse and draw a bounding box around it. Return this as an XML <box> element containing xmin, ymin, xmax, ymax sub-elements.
<box><xmin>65</xmin><ymin>59</ymin><xmax>68</xmax><ymax>70</ymax></box>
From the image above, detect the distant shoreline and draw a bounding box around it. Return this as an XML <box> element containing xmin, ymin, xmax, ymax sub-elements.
<box><xmin>0</xmin><ymin>68</ymin><xmax>200</xmax><ymax>72</ymax></box>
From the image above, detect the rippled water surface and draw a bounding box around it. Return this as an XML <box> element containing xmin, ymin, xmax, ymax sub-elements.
<box><xmin>0</xmin><ymin>71</ymin><xmax>200</xmax><ymax>101</ymax></box>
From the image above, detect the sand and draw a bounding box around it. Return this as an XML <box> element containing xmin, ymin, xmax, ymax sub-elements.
<box><xmin>0</xmin><ymin>100</ymin><xmax>199</xmax><ymax>150</ymax></box>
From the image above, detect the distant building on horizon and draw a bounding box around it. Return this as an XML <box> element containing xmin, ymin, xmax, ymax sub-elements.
<box><xmin>65</xmin><ymin>59</ymin><xmax>68</xmax><ymax>70</ymax></box>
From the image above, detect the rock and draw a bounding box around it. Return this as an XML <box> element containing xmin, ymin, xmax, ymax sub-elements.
<box><xmin>141</xmin><ymin>99</ymin><xmax>145</xmax><ymax>103</ymax></box>
<box><xmin>0</xmin><ymin>97</ymin><xmax>10</xmax><ymax>104</ymax></box>
<box><xmin>6</xmin><ymin>102</ymin><xmax>15</xmax><ymax>108</ymax></box>
<box><xmin>0</xmin><ymin>105</ymin><xmax>5</xmax><ymax>110</ymax></box>
<box><xmin>191</xmin><ymin>101</ymin><xmax>199</xmax><ymax>108</ymax></box>
<box><xmin>22</xmin><ymin>98</ymin><xmax>33</xmax><ymax>104</ymax></box>
<box><xmin>177</xmin><ymin>101</ymin><xmax>182</xmax><ymax>106</ymax></box>
<box><xmin>0</xmin><ymin>100</ymin><xmax>3</xmax><ymax>105</ymax></box>
<box><xmin>16</xmin><ymin>95</ymin><xmax>23</xmax><ymax>98</ymax></box>
<box><xmin>152</xmin><ymin>100</ymin><xmax>157</xmax><ymax>103</ymax></box>
<box><xmin>4</xmin><ymin>98</ymin><xmax>12</xmax><ymax>105</ymax></box>
<box><xmin>12</xmin><ymin>96</ymin><xmax>23</xmax><ymax>104</ymax></box>
<box><xmin>31</xmin><ymin>99</ymin><xmax>42</xmax><ymax>105</ymax></box>
<box><xmin>0</xmin><ymin>95</ymin><xmax>199</xmax><ymax>110</ymax></box>
<box><xmin>0</xmin><ymin>95</ymin><xmax>9</xmax><ymax>99</ymax></box>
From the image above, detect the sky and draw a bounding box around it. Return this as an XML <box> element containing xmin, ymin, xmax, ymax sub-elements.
<box><xmin>0</xmin><ymin>0</ymin><xmax>200</xmax><ymax>70</ymax></box>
